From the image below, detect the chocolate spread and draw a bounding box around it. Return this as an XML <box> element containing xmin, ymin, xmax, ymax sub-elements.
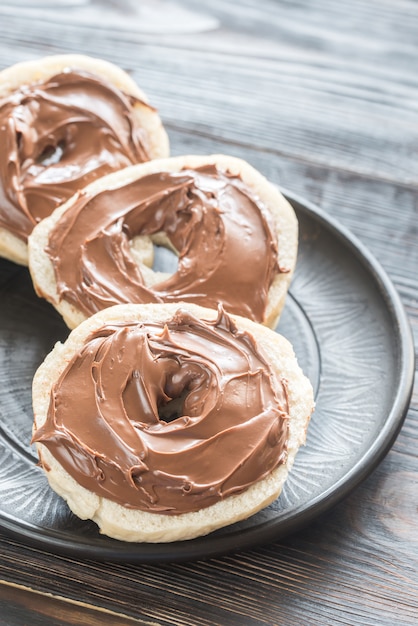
<box><xmin>46</xmin><ymin>164</ymin><xmax>280</xmax><ymax>322</ymax></box>
<box><xmin>0</xmin><ymin>69</ymin><xmax>152</xmax><ymax>241</ymax></box>
<box><xmin>33</xmin><ymin>308</ymin><xmax>289</xmax><ymax>514</ymax></box>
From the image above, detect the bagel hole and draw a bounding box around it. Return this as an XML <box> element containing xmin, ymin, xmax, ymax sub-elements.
<box><xmin>152</xmin><ymin>244</ymin><xmax>179</xmax><ymax>274</ymax></box>
<box><xmin>37</xmin><ymin>140</ymin><xmax>65</xmax><ymax>166</ymax></box>
<box><xmin>16</xmin><ymin>131</ymin><xmax>22</xmax><ymax>150</ymax></box>
<box><xmin>130</xmin><ymin>233</ymin><xmax>179</xmax><ymax>286</ymax></box>
<box><xmin>158</xmin><ymin>389</ymin><xmax>188</xmax><ymax>423</ymax></box>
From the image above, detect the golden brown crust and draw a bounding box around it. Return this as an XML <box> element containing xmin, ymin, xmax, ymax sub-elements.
<box><xmin>0</xmin><ymin>227</ymin><xmax>28</xmax><ymax>266</ymax></box>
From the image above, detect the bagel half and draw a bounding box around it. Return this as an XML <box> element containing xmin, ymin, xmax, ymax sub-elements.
<box><xmin>0</xmin><ymin>54</ymin><xmax>169</xmax><ymax>264</ymax></box>
<box><xmin>28</xmin><ymin>154</ymin><xmax>298</xmax><ymax>329</ymax></box>
<box><xmin>32</xmin><ymin>302</ymin><xmax>314</xmax><ymax>543</ymax></box>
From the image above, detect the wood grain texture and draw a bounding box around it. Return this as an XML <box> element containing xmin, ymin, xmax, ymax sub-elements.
<box><xmin>0</xmin><ymin>0</ymin><xmax>417</xmax><ymax>624</ymax></box>
<box><xmin>0</xmin><ymin>581</ymin><xmax>144</xmax><ymax>626</ymax></box>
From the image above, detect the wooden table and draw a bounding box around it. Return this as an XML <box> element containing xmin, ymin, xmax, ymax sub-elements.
<box><xmin>0</xmin><ymin>1</ymin><xmax>417</xmax><ymax>624</ymax></box>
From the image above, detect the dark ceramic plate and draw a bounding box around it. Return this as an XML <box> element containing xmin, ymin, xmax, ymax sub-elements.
<box><xmin>0</xmin><ymin>191</ymin><xmax>414</xmax><ymax>563</ymax></box>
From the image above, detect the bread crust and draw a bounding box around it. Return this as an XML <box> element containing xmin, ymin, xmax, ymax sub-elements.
<box><xmin>28</xmin><ymin>154</ymin><xmax>298</xmax><ymax>328</ymax></box>
<box><xmin>0</xmin><ymin>54</ymin><xmax>169</xmax><ymax>265</ymax></box>
<box><xmin>32</xmin><ymin>302</ymin><xmax>314</xmax><ymax>543</ymax></box>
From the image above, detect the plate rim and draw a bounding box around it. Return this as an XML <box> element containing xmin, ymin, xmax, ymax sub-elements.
<box><xmin>0</xmin><ymin>188</ymin><xmax>414</xmax><ymax>563</ymax></box>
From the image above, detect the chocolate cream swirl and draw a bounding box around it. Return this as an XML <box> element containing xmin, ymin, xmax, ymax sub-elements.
<box><xmin>46</xmin><ymin>164</ymin><xmax>281</xmax><ymax>322</ymax></box>
<box><xmin>32</xmin><ymin>308</ymin><xmax>289</xmax><ymax>514</ymax></box>
<box><xmin>0</xmin><ymin>69</ymin><xmax>152</xmax><ymax>241</ymax></box>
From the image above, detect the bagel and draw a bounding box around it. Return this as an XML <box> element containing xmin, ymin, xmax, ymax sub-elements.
<box><xmin>32</xmin><ymin>302</ymin><xmax>314</xmax><ymax>543</ymax></box>
<box><xmin>0</xmin><ymin>54</ymin><xmax>169</xmax><ymax>264</ymax></box>
<box><xmin>28</xmin><ymin>154</ymin><xmax>298</xmax><ymax>329</ymax></box>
